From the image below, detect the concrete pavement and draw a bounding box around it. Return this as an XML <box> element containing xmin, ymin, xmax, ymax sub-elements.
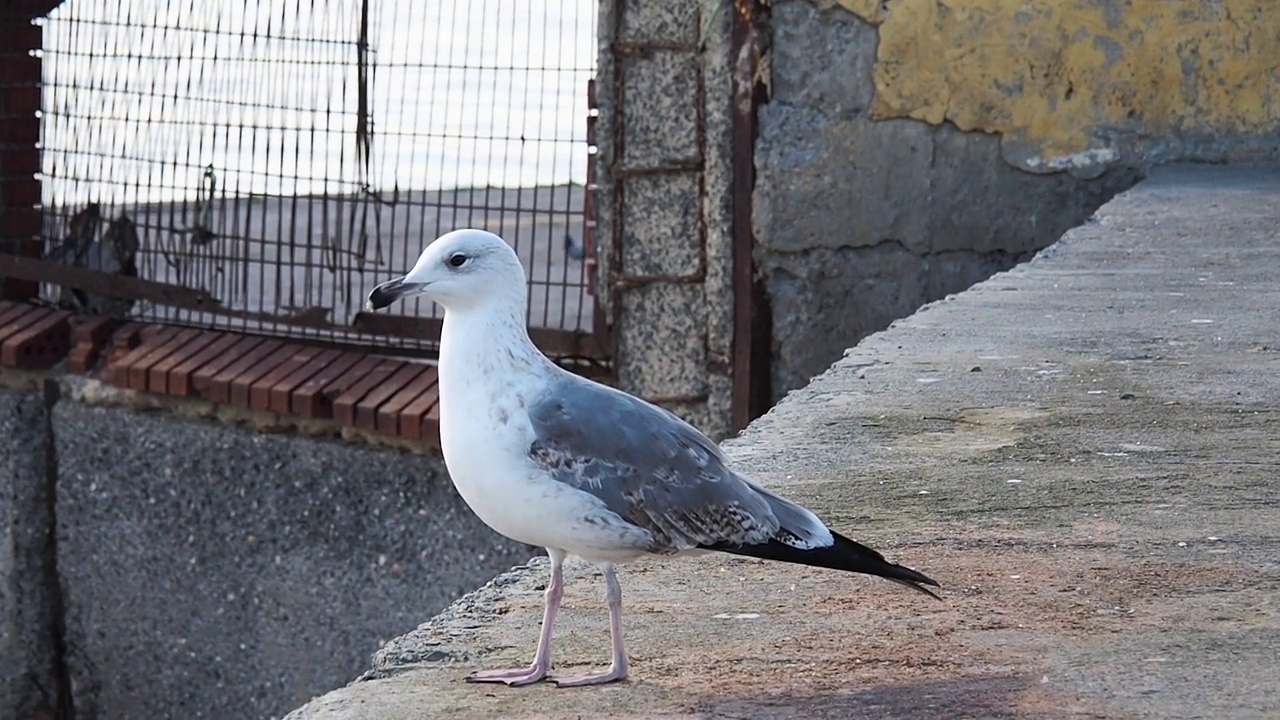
<box><xmin>287</xmin><ymin>164</ymin><xmax>1280</xmax><ymax>719</ymax></box>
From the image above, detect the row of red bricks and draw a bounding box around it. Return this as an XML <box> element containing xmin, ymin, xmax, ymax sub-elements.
<box><xmin>0</xmin><ymin>301</ymin><xmax>440</xmax><ymax>446</ymax></box>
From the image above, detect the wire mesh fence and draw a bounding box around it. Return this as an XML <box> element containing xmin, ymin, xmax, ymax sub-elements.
<box><xmin>22</xmin><ymin>0</ymin><xmax>598</xmax><ymax>355</ymax></box>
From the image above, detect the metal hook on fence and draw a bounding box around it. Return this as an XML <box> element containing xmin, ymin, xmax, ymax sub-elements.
<box><xmin>168</xmin><ymin>164</ymin><xmax>218</xmax><ymax>246</ymax></box>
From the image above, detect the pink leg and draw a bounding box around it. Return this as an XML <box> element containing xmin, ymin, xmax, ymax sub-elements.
<box><xmin>553</xmin><ymin>564</ymin><xmax>629</xmax><ymax>687</ymax></box>
<box><xmin>466</xmin><ymin>549</ymin><xmax>565</xmax><ymax>686</ymax></box>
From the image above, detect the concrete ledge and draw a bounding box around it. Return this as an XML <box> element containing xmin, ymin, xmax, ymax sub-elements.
<box><xmin>288</xmin><ymin>164</ymin><xmax>1280</xmax><ymax>719</ymax></box>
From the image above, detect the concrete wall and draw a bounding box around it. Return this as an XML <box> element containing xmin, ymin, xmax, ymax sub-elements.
<box><xmin>858</xmin><ymin>0</ymin><xmax>1280</xmax><ymax>174</ymax></box>
<box><xmin>754</xmin><ymin>0</ymin><xmax>1280</xmax><ymax>399</ymax></box>
<box><xmin>0</xmin><ymin>379</ymin><xmax>532</xmax><ymax>719</ymax></box>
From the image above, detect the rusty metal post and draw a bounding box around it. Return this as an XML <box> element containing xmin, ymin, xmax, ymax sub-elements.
<box><xmin>584</xmin><ymin>79</ymin><xmax>599</xmax><ymax>297</ymax></box>
<box><xmin>584</xmin><ymin>76</ymin><xmax>613</xmax><ymax>359</ymax></box>
<box><xmin>0</xmin><ymin>4</ymin><xmax>58</xmax><ymax>300</ymax></box>
<box><xmin>729</xmin><ymin>0</ymin><xmax>770</xmax><ymax>431</ymax></box>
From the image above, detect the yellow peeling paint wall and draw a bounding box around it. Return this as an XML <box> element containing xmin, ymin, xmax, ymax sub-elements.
<box><xmin>833</xmin><ymin>0</ymin><xmax>1280</xmax><ymax>173</ymax></box>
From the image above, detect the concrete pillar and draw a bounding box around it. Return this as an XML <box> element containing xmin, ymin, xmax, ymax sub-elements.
<box><xmin>595</xmin><ymin>0</ymin><xmax>737</xmax><ymax>439</ymax></box>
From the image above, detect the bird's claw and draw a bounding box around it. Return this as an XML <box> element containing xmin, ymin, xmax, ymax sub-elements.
<box><xmin>551</xmin><ymin>666</ymin><xmax>627</xmax><ymax>688</ymax></box>
<box><xmin>464</xmin><ymin>665</ymin><xmax>549</xmax><ymax>686</ymax></box>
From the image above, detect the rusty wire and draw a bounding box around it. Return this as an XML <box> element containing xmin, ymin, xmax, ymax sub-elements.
<box><xmin>28</xmin><ymin>0</ymin><xmax>597</xmax><ymax>354</ymax></box>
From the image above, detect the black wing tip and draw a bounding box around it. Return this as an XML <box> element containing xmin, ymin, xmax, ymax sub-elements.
<box><xmin>889</xmin><ymin>576</ymin><xmax>943</xmax><ymax>601</ymax></box>
<box><xmin>707</xmin><ymin>530</ymin><xmax>943</xmax><ymax>599</ymax></box>
<box><xmin>890</xmin><ymin>562</ymin><xmax>942</xmax><ymax>589</ymax></box>
<box><xmin>840</xmin><ymin>533</ymin><xmax>944</xmax><ymax>600</ymax></box>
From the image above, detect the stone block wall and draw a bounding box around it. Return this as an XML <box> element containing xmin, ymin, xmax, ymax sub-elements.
<box><xmin>751</xmin><ymin>0</ymin><xmax>1280</xmax><ymax>399</ymax></box>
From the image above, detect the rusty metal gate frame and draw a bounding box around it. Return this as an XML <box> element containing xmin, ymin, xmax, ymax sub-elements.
<box><xmin>729</xmin><ymin>0</ymin><xmax>772</xmax><ymax>430</ymax></box>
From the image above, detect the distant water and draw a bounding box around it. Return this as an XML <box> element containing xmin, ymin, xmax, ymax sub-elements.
<box><xmin>38</xmin><ymin>0</ymin><xmax>597</xmax><ymax>207</ymax></box>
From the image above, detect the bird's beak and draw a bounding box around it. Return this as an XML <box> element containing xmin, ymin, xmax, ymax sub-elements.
<box><xmin>366</xmin><ymin>276</ymin><xmax>427</xmax><ymax>311</ymax></box>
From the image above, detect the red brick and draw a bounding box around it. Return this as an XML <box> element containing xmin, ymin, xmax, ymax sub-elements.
<box><xmin>353</xmin><ymin>363</ymin><xmax>430</xmax><ymax>432</ymax></box>
<box><xmin>291</xmin><ymin>353</ymin><xmax>376</xmax><ymax>419</ymax></box>
<box><xmin>172</xmin><ymin>334</ymin><xmax>254</xmax><ymax>397</ymax></box>
<box><xmin>247</xmin><ymin>345</ymin><xmax>328</xmax><ymax>411</ymax></box>
<box><xmin>375</xmin><ymin>366</ymin><xmax>439</xmax><ymax>436</ymax></box>
<box><xmin>331</xmin><ymin>361</ymin><xmax>405</xmax><ymax>427</ymax></box>
<box><xmin>204</xmin><ymin>340</ymin><xmax>284</xmax><ymax>404</ymax></box>
<box><xmin>266</xmin><ymin>348</ymin><xmax>344</xmax><ymax>414</ymax></box>
<box><xmin>0</xmin><ymin>310</ymin><xmax>70</xmax><ymax>369</ymax></box>
<box><xmin>146</xmin><ymin>331</ymin><xmax>222</xmax><ymax>394</ymax></box>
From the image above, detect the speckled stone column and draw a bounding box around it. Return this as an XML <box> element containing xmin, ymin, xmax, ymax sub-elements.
<box><xmin>595</xmin><ymin>0</ymin><xmax>736</xmax><ymax>439</ymax></box>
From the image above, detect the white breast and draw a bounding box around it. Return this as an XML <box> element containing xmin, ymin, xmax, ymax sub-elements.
<box><xmin>434</xmin><ymin>307</ymin><xmax>654</xmax><ymax>558</ymax></box>
<box><xmin>437</xmin><ymin>355</ymin><xmax>541</xmax><ymax>535</ymax></box>
<box><xmin>439</xmin><ymin>394</ymin><xmax>649</xmax><ymax>556</ymax></box>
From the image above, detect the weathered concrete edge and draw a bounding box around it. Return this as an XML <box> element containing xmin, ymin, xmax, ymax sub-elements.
<box><xmin>284</xmin><ymin>167</ymin><xmax>1211</xmax><ymax>713</ymax></box>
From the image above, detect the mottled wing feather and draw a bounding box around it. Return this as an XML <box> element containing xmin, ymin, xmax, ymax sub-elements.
<box><xmin>527</xmin><ymin>375</ymin><xmax>780</xmax><ymax>552</ymax></box>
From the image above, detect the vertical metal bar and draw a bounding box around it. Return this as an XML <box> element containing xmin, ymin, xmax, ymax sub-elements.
<box><xmin>584</xmin><ymin>78</ymin><xmax>598</xmax><ymax>298</ymax></box>
<box><xmin>729</xmin><ymin>0</ymin><xmax>768</xmax><ymax>431</ymax></box>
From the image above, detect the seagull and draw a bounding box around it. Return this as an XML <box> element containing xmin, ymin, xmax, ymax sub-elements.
<box><xmin>366</xmin><ymin>229</ymin><xmax>939</xmax><ymax>688</ymax></box>
<box><xmin>564</xmin><ymin>233</ymin><xmax>585</xmax><ymax>260</ymax></box>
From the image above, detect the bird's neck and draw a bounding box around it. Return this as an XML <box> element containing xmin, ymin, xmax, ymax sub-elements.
<box><xmin>438</xmin><ymin>297</ymin><xmax>549</xmax><ymax>391</ymax></box>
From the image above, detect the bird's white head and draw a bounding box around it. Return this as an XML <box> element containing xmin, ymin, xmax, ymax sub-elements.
<box><xmin>366</xmin><ymin>229</ymin><xmax>526</xmax><ymax>314</ymax></box>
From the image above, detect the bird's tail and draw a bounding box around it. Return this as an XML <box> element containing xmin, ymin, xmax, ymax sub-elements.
<box><xmin>710</xmin><ymin>531</ymin><xmax>941</xmax><ymax>600</ymax></box>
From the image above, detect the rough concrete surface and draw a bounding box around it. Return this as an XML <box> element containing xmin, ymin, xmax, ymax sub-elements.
<box><xmin>616</xmin><ymin>282</ymin><xmax>709</xmax><ymax>400</ymax></box>
<box><xmin>287</xmin><ymin>164</ymin><xmax>1280</xmax><ymax>719</ymax></box>
<box><xmin>756</xmin><ymin>0</ymin><xmax>1142</xmax><ymax>399</ymax></box>
<box><xmin>0</xmin><ymin>386</ymin><xmax>63</xmax><ymax>720</ymax></box>
<box><xmin>51</xmin><ymin>403</ymin><xmax>533</xmax><ymax>719</ymax></box>
<box><xmin>619</xmin><ymin>51</ymin><xmax>702</xmax><ymax>170</ymax></box>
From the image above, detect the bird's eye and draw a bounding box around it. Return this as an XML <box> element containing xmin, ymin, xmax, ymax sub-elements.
<box><xmin>448</xmin><ymin>253</ymin><xmax>467</xmax><ymax>268</ymax></box>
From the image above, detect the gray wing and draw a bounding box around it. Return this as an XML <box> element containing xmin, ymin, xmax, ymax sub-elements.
<box><xmin>527</xmin><ymin>373</ymin><xmax>831</xmax><ymax>553</ymax></box>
